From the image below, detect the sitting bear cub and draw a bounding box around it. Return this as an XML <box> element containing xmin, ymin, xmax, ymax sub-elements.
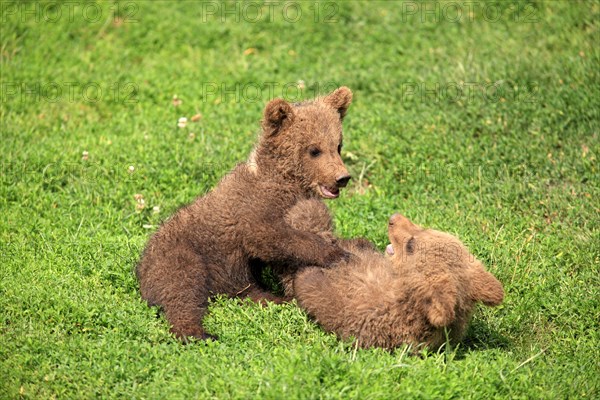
<box><xmin>136</xmin><ymin>88</ymin><xmax>354</xmax><ymax>341</ymax></box>
<box><xmin>285</xmin><ymin>200</ymin><xmax>504</xmax><ymax>351</ymax></box>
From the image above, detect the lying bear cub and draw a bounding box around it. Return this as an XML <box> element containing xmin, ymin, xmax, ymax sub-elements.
<box><xmin>283</xmin><ymin>199</ymin><xmax>504</xmax><ymax>351</ymax></box>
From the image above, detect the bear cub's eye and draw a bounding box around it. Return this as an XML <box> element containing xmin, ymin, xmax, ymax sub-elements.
<box><xmin>406</xmin><ymin>237</ymin><xmax>415</xmax><ymax>255</ymax></box>
<box><xmin>309</xmin><ymin>147</ymin><xmax>322</xmax><ymax>158</ymax></box>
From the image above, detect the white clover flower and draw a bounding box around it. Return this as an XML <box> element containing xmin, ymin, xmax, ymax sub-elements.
<box><xmin>134</xmin><ymin>194</ymin><xmax>145</xmax><ymax>211</ymax></box>
<box><xmin>172</xmin><ymin>94</ymin><xmax>182</xmax><ymax>107</ymax></box>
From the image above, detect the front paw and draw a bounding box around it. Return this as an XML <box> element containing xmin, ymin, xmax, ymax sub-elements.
<box><xmin>348</xmin><ymin>238</ymin><xmax>377</xmax><ymax>251</ymax></box>
<box><xmin>321</xmin><ymin>244</ymin><xmax>352</xmax><ymax>267</ymax></box>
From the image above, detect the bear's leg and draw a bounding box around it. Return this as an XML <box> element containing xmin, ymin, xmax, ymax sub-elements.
<box><xmin>149</xmin><ymin>249</ymin><xmax>215</xmax><ymax>342</ymax></box>
<box><xmin>244</xmin><ymin>226</ymin><xmax>350</xmax><ymax>267</ymax></box>
<box><xmin>164</xmin><ymin>301</ymin><xmax>215</xmax><ymax>342</ymax></box>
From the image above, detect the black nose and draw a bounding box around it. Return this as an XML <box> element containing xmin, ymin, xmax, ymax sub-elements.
<box><xmin>335</xmin><ymin>174</ymin><xmax>351</xmax><ymax>188</ymax></box>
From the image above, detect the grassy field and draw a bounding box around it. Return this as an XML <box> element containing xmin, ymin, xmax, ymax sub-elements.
<box><xmin>1</xmin><ymin>0</ymin><xmax>599</xmax><ymax>398</ymax></box>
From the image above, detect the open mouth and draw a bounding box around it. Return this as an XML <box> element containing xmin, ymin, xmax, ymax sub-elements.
<box><xmin>386</xmin><ymin>244</ymin><xmax>394</xmax><ymax>256</ymax></box>
<box><xmin>319</xmin><ymin>185</ymin><xmax>340</xmax><ymax>199</ymax></box>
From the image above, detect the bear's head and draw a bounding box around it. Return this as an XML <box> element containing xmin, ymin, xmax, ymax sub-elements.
<box><xmin>253</xmin><ymin>87</ymin><xmax>353</xmax><ymax>199</ymax></box>
<box><xmin>385</xmin><ymin>213</ymin><xmax>504</xmax><ymax>329</ymax></box>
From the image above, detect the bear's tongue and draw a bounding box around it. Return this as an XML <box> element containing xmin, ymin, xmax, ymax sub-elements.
<box><xmin>320</xmin><ymin>185</ymin><xmax>339</xmax><ymax>199</ymax></box>
<box><xmin>386</xmin><ymin>244</ymin><xmax>394</xmax><ymax>256</ymax></box>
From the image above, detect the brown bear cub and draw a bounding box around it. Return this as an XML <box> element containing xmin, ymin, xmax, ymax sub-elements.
<box><xmin>285</xmin><ymin>200</ymin><xmax>504</xmax><ymax>351</ymax></box>
<box><xmin>136</xmin><ymin>88</ymin><xmax>354</xmax><ymax>341</ymax></box>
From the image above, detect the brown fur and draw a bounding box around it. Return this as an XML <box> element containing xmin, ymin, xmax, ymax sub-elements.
<box><xmin>275</xmin><ymin>199</ymin><xmax>377</xmax><ymax>297</ymax></box>
<box><xmin>136</xmin><ymin>88</ymin><xmax>354</xmax><ymax>340</ymax></box>
<box><xmin>286</xmin><ymin>200</ymin><xmax>504</xmax><ymax>351</ymax></box>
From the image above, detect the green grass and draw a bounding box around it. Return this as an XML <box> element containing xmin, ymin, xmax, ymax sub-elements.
<box><xmin>1</xmin><ymin>0</ymin><xmax>599</xmax><ymax>398</ymax></box>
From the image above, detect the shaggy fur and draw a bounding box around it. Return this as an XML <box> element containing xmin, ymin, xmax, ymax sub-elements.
<box><xmin>136</xmin><ymin>88</ymin><xmax>354</xmax><ymax>340</ymax></box>
<box><xmin>272</xmin><ymin>199</ymin><xmax>377</xmax><ymax>297</ymax></box>
<box><xmin>286</xmin><ymin>200</ymin><xmax>504</xmax><ymax>351</ymax></box>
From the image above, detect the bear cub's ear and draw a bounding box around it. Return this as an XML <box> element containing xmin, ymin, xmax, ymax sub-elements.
<box><xmin>426</xmin><ymin>276</ymin><xmax>458</xmax><ymax>328</ymax></box>
<box><xmin>323</xmin><ymin>86</ymin><xmax>353</xmax><ymax>119</ymax></box>
<box><xmin>262</xmin><ymin>98</ymin><xmax>295</xmax><ymax>136</ymax></box>
<box><xmin>469</xmin><ymin>266</ymin><xmax>504</xmax><ymax>306</ymax></box>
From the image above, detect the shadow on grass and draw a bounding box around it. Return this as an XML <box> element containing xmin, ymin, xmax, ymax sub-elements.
<box><xmin>452</xmin><ymin>319</ymin><xmax>511</xmax><ymax>359</ymax></box>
